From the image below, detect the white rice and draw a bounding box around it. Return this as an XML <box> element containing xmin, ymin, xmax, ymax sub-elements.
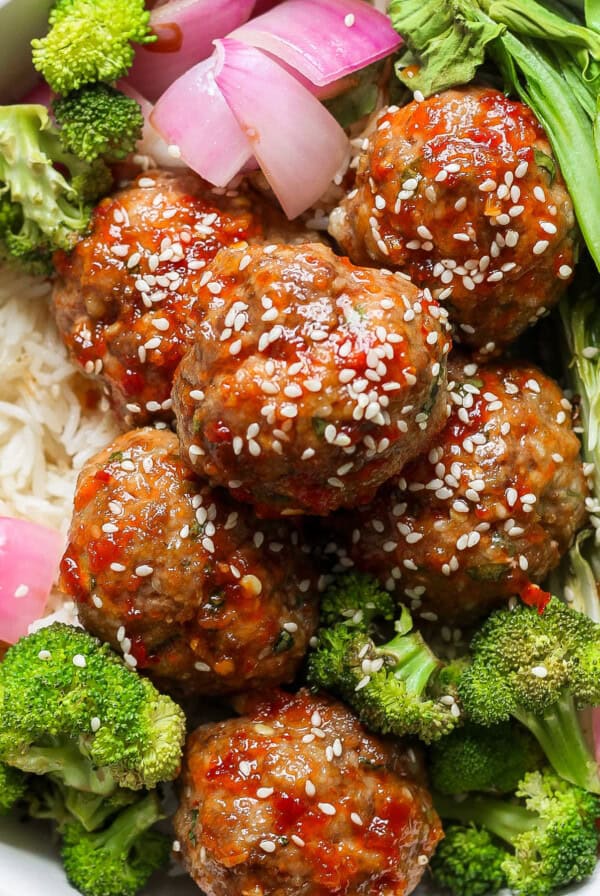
<box><xmin>0</xmin><ymin>266</ymin><xmax>119</xmax><ymax>534</ymax></box>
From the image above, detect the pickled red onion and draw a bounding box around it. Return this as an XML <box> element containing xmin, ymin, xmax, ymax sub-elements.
<box><xmin>151</xmin><ymin>52</ymin><xmax>253</xmax><ymax>187</ymax></box>
<box><xmin>129</xmin><ymin>0</ymin><xmax>256</xmax><ymax>101</ymax></box>
<box><xmin>232</xmin><ymin>0</ymin><xmax>401</xmax><ymax>86</ymax></box>
<box><xmin>214</xmin><ymin>39</ymin><xmax>348</xmax><ymax>217</ymax></box>
<box><xmin>0</xmin><ymin>517</ymin><xmax>63</xmax><ymax>644</ymax></box>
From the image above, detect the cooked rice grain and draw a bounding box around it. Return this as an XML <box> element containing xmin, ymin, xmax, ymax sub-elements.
<box><xmin>0</xmin><ymin>266</ymin><xmax>118</xmax><ymax>531</ymax></box>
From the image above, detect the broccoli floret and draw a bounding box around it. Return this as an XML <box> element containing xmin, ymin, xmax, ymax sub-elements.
<box><xmin>54</xmin><ymin>85</ymin><xmax>144</xmax><ymax>162</ymax></box>
<box><xmin>319</xmin><ymin>571</ymin><xmax>396</xmax><ymax>628</ymax></box>
<box><xmin>434</xmin><ymin>769</ymin><xmax>600</xmax><ymax>896</ymax></box>
<box><xmin>61</xmin><ymin>791</ymin><xmax>170</xmax><ymax>896</ymax></box>
<box><xmin>429</xmin><ymin>721</ymin><xmax>544</xmax><ymax>795</ymax></box>
<box><xmin>0</xmin><ymin>104</ymin><xmax>113</xmax><ymax>270</ymax></box>
<box><xmin>32</xmin><ymin>0</ymin><xmax>155</xmax><ymax>95</ymax></box>
<box><xmin>0</xmin><ymin>193</ymin><xmax>53</xmax><ymax>275</ymax></box>
<box><xmin>0</xmin><ymin>761</ymin><xmax>27</xmax><ymax>814</ymax></box>
<box><xmin>308</xmin><ymin>573</ymin><xmax>460</xmax><ymax>743</ymax></box>
<box><xmin>430</xmin><ymin>824</ymin><xmax>508</xmax><ymax>896</ymax></box>
<box><xmin>459</xmin><ymin>597</ymin><xmax>600</xmax><ymax>792</ymax></box>
<box><xmin>0</xmin><ymin>623</ymin><xmax>186</xmax><ymax>795</ymax></box>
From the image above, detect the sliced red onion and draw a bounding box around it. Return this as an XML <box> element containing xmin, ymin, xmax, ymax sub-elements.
<box><xmin>215</xmin><ymin>39</ymin><xmax>348</xmax><ymax>217</ymax></box>
<box><xmin>21</xmin><ymin>81</ymin><xmax>52</xmax><ymax>107</ymax></box>
<box><xmin>129</xmin><ymin>0</ymin><xmax>256</xmax><ymax>101</ymax></box>
<box><xmin>232</xmin><ymin>0</ymin><xmax>401</xmax><ymax>87</ymax></box>
<box><xmin>151</xmin><ymin>51</ymin><xmax>253</xmax><ymax>187</ymax></box>
<box><xmin>252</xmin><ymin>0</ymin><xmax>282</xmax><ymax>11</ymax></box>
<box><xmin>0</xmin><ymin>517</ymin><xmax>63</xmax><ymax>644</ymax></box>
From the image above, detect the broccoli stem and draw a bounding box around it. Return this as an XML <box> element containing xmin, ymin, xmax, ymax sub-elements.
<box><xmin>514</xmin><ymin>691</ymin><xmax>600</xmax><ymax>793</ymax></box>
<box><xmin>90</xmin><ymin>792</ymin><xmax>163</xmax><ymax>858</ymax></box>
<box><xmin>384</xmin><ymin>631</ymin><xmax>441</xmax><ymax>695</ymax></box>
<box><xmin>434</xmin><ymin>793</ymin><xmax>538</xmax><ymax>844</ymax></box>
<box><xmin>13</xmin><ymin>742</ymin><xmax>116</xmax><ymax>796</ymax></box>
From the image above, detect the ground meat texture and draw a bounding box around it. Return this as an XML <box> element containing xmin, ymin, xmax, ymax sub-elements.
<box><xmin>329</xmin><ymin>356</ymin><xmax>588</xmax><ymax>623</ymax></box>
<box><xmin>329</xmin><ymin>88</ymin><xmax>577</xmax><ymax>356</ymax></box>
<box><xmin>174</xmin><ymin>689</ymin><xmax>442</xmax><ymax>896</ymax></box>
<box><xmin>59</xmin><ymin>428</ymin><xmax>319</xmax><ymax>697</ymax></box>
<box><xmin>172</xmin><ymin>242</ymin><xmax>451</xmax><ymax>517</ymax></box>
<box><xmin>52</xmin><ymin>170</ymin><xmax>316</xmax><ymax>428</ymax></box>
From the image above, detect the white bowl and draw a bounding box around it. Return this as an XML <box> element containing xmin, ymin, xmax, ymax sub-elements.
<box><xmin>0</xmin><ymin>2</ymin><xmax>599</xmax><ymax>895</ymax></box>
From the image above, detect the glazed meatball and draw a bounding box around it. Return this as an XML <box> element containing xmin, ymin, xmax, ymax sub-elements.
<box><xmin>329</xmin><ymin>356</ymin><xmax>588</xmax><ymax>623</ymax></box>
<box><xmin>329</xmin><ymin>88</ymin><xmax>577</xmax><ymax>355</ymax></box>
<box><xmin>59</xmin><ymin>429</ymin><xmax>319</xmax><ymax>696</ymax></box>
<box><xmin>53</xmin><ymin>170</ymin><xmax>317</xmax><ymax>427</ymax></box>
<box><xmin>174</xmin><ymin>689</ymin><xmax>442</xmax><ymax>896</ymax></box>
<box><xmin>173</xmin><ymin>242</ymin><xmax>451</xmax><ymax>517</ymax></box>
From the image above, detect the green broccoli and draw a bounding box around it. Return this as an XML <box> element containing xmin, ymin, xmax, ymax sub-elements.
<box><xmin>32</xmin><ymin>0</ymin><xmax>155</xmax><ymax>95</ymax></box>
<box><xmin>26</xmin><ymin>775</ymin><xmax>138</xmax><ymax>833</ymax></box>
<box><xmin>0</xmin><ymin>623</ymin><xmax>186</xmax><ymax>795</ymax></box>
<box><xmin>433</xmin><ymin>769</ymin><xmax>600</xmax><ymax>896</ymax></box>
<box><xmin>0</xmin><ymin>761</ymin><xmax>27</xmax><ymax>814</ymax></box>
<box><xmin>458</xmin><ymin>597</ymin><xmax>600</xmax><ymax>792</ymax></box>
<box><xmin>0</xmin><ymin>193</ymin><xmax>53</xmax><ymax>275</ymax></box>
<box><xmin>0</xmin><ymin>104</ymin><xmax>113</xmax><ymax>270</ymax></box>
<box><xmin>54</xmin><ymin>85</ymin><xmax>144</xmax><ymax>163</ymax></box>
<box><xmin>430</xmin><ymin>824</ymin><xmax>508</xmax><ymax>896</ymax></box>
<box><xmin>429</xmin><ymin>721</ymin><xmax>544</xmax><ymax>795</ymax></box>
<box><xmin>61</xmin><ymin>791</ymin><xmax>170</xmax><ymax>896</ymax></box>
<box><xmin>308</xmin><ymin>573</ymin><xmax>461</xmax><ymax>743</ymax></box>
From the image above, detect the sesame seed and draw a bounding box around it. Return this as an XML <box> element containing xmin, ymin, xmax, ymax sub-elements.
<box><xmin>260</xmin><ymin>840</ymin><xmax>276</xmax><ymax>854</ymax></box>
<box><xmin>533</xmin><ymin>240</ymin><xmax>549</xmax><ymax>255</ymax></box>
<box><xmin>291</xmin><ymin>835</ymin><xmax>305</xmax><ymax>847</ymax></box>
<box><xmin>351</xmin><ymin>812</ymin><xmax>363</xmax><ymax>825</ymax></box>
<box><xmin>531</xmin><ymin>665</ymin><xmax>548</xmax><ymax>678</ymax></box>
<box><xmin>344</xmin><ymin>12</ymin><xmax>355</xmax><ymax>26</ymax></box>
<box><xmin>413</xmin><ymin>90</ymin><xmax>425</xmax><ymax>102</ymax></box>
<box><xmin>38</xmin><ymin>650</ymin><xmax>51</xmax><ymax>660</ymax></box>
<box><xmin>558</xmin><ymin>264</ymin><xmax>573</xmax><ymax>279</ymax></box>
<box><xmin>257</xmin><ymin>787</ymin><xmax>274</xmax><ymax>799</ymax></box>
<box><xmin>355</xmin><ymin>675</ymin><xmax>371</xmax><ymax>691</ymax></box>
<box><xmin>305</xmin><ymin>780</ymin><xmax>316</xmax><ymax>797</ymax></box>
<box><xmin>135</xmin><ymin>565</ymin><xmax>153</xmax><ymax>577</ymax></box>
<box><xmin>318</xmin><ymin>803</ymin><xmax>336</xmax><ymax>816</ymax></box>
<box><xmin>73</xmin><ymin>654</ymin><xmax>87</xmax><ymax>668</ymax></box>
<box><xmin>91</xmin><ymin>717</ymin><xmax>101</xmax><ymax>733</ymax></box>
<box><xmin>110</xmin><ymin>562</ymin><xmax>126</xmax><ymax>572</ymax></box>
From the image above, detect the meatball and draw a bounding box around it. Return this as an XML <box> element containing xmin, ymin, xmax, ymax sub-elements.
<box><xmin>329</xmin><ymin>356</ymin><xmax>588</xmax><ymax>623</ymax></box>
<box><xmin>53</xmin><ymin>170</ymin><xmax>318</xmax><ymax>427</ymax></box>
<box><xmin>329</xmin><ymin>88</ymin><xmax>577</xmax><ymax>355</ymax></box>
<box><xmin>173</xmin><ymin>242</ymin><xmax>451</xmax><ymax>517</ymax></box>
<box><xmin>174</xmin><ymin>689</ymin><xmax>442</xmax><ymax>896</ymax></box>
<box><xmin>59</xmin><ymin>428</ymin><xmax>319</xmax><ymax>696</ymax></box>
